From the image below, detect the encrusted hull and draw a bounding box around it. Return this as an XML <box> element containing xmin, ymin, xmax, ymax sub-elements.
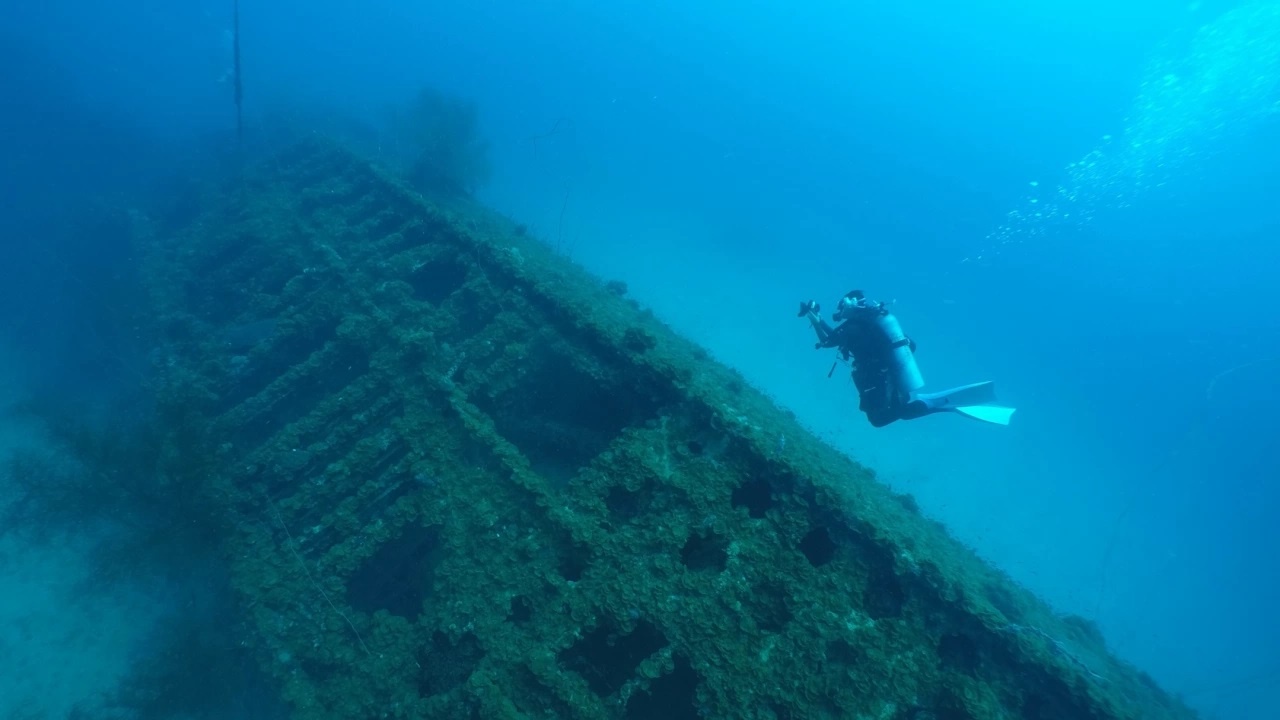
<box><xmin>141</xmin><ymin>140</ymin><xmax>1197</xmax><ymax>720</ymax></box>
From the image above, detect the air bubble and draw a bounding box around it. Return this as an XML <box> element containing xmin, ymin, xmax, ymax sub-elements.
<box><xmin>968</xmin><ymin>3</ymin><xmax>1280</xmax><ymax>263</ymax></box>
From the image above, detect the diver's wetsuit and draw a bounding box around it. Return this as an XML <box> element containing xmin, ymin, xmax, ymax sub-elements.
<box><xmin>808</xmin><ymin>301</ymin><xmax>935</xmax><ymax>428</ymax></box>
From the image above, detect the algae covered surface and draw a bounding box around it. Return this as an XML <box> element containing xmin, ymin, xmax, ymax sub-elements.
<box><xmin>138</xmin><ymin>140</ymin><xmax>1199</xmax><ymax>719</ymax></box>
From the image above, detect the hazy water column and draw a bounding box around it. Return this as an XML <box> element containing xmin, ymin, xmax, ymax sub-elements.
<box><xmin>967</xmin><ymin>1</ymin><xmax>1280</xmax><ymax>262</ymax></box>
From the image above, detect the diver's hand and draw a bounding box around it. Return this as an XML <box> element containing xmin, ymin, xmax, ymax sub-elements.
<box><xmin>797</xmin><ymin>300</ymin><xmax>819</xmax><ymax>318</ymax></box>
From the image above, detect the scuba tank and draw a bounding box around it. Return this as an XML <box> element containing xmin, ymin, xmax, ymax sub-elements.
<box><xmin>835</xmin><ymin>292</ymin><xmax>925</xmax><ymax>393</ymax></box>
<box><xmin>870</xmin><ymin>309</ymin><xmax>925</xmax><ymax>393</ymax></box>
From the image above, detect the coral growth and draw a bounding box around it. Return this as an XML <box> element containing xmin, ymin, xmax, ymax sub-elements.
<box><xmin>124</xmin><ymin>139</ymin><xmax>1201</xmax><ymax>720</ymax></box>
<box><xmin>387</xmin><ymin>86</ymin><xmax>492</xmax><ymax>198</ymax></box>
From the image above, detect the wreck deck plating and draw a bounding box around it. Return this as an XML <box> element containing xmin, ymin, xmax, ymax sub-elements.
<box><xmin>142</xmin><ymin>140</ymin><xmax>1198</xmax><ymax>720</ymax></box>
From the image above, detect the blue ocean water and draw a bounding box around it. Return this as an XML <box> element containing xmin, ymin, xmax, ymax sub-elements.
<box><xmin>1</xmin><ymin>0</ymin><xmax>1277</xmax><ymax>717</ymax></box>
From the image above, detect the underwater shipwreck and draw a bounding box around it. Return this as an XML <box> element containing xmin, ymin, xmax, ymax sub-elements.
<box><xmin>140</xmin><ymin>139</ymin><xmax>1199</xmax><ymax>719</ymax></box>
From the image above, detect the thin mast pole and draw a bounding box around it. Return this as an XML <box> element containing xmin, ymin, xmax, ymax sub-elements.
<box><xmin>234</xmin><ymin>0</ymin><xmax>243</xmax><ymax>146</ymax></box>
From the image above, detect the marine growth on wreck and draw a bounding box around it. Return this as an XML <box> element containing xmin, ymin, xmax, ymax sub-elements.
<box><xmin>137</xmin><ymin>139</ymin><xmax>1200</xmax><ymax>720</ymax></box>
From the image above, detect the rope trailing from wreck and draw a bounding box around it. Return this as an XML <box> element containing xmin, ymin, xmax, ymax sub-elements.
<box><xmin>233</xmin><ymin>0</ymin><xmax>243</xmax><ymax>145</ymax></box>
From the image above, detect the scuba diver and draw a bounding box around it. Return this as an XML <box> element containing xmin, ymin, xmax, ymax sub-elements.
<box><xmin>798</xmin><ymin>290</ymin><xmax>1015</xmax><ymax>427</ymax></box>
